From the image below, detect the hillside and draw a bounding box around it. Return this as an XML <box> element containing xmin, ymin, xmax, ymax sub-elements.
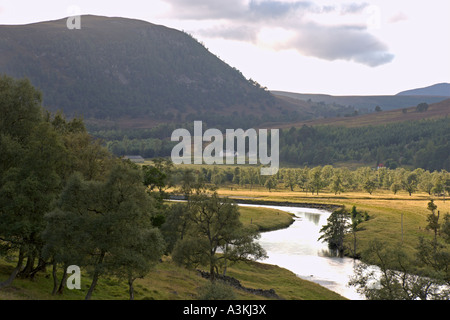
<box><xmin>271</xmin><ymin>90</ymin><xmax>449</xmax><ymax>113</ymax></box>
<box><xmin>0</xmin><ymin>15</ymin><xmax>308</xmax><ymax>129</ymax></box>
<box><xmin>273</xmin><ymin>98</ymin><xmax>450</xmax><ymax>129</ymax></box>
<box><xmin>397</xmin><ymin>83</ymin><xmax>450</xmax><ymax>96</ymax></box>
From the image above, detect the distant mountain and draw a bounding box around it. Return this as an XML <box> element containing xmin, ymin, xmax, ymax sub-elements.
<box><xmin>396</xmin><ymin>83</ymin><xmax>450</xmax><ymax>96</ymax></box>
<box><xmin>271</xmin><ymin>98</ymin><xmax>450</xmax><ymax>129</ymax></box>
<box><xmin>0</xmin><ymin>15</ymin><xmax>307</xmax><ymax>129</ymax></box>
<box><xmin>271</xmin><ymin>91</ymin><xmax>449</xmax><ymax>113</ymax></box>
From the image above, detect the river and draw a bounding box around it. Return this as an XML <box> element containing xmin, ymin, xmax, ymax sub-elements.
<box><xmin>239</xmin><ymin>203</ymin><xmax>365</xmax><ymax>300</ymax></box>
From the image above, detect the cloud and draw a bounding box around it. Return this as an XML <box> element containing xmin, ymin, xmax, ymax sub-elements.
<box><xmin>163</xmin><ymin>0</ymin><xmax>394</xmax><ymax>67</ymax></box>
<box><xmin>286</xmin><ymin>23</ymin><xmax>394</xmax><ymax>66</ymax></box>
<box><xmin>388</xmin><ymin>12</ymin><xmax>408</xmax><ymax>24</ymax></box>
<box><xmin>164</xmin><ymin>0</ymin><xmax>248</xmax><ymax>19</ymax></box>
<box><xmin>247</xmin><ymin>0</ymin><xmax>314</xmax><ymax>19</ymax></box>
<box><xmin>198</xmin><ymin>25</ymin><xmax>258</xmax><ymax>42</ymax></box>
<box><xmin>340</xmin><ymin>2</ymin><xmax>370</xmax><ymax>14</ymax></box>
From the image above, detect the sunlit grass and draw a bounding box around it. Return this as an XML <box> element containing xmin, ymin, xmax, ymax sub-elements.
<box><xmin>215</xmin><ymin>186</ymin><xmax>450</xmax><ymax>256</ymax></box>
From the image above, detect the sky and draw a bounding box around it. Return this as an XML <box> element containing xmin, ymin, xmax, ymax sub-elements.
<box><xmin>0</xmin><ymin>0</ymin><xmax>449</xmax><ymax>95</ymax></box>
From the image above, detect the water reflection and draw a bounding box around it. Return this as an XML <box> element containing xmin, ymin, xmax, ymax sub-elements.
<box><xmin>239</xmin><ymin>204</ymin><xmax>365</xmax><ymax>300</ymax></box>
<box><xmin>303</xmin><ymin>212</ymin><xmax>321</xmax><ymax>225</ymax></box>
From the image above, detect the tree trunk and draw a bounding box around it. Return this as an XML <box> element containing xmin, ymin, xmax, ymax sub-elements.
<box><xmin>85</xmin><ymin>271</ymin><xmax>100</xmax><ymax>300</ymax></box>
<box><xmin>52</xmin><ymin>260</ymin><xmax>58</xmax><ymax>295</ymax></box>
<box><xmin>128</xmin><ymin>275</ymin><xmax>135</xmax><ymax>300</ymax></box>
<box><xmin>85</xmin><ymin>251</ymin><xmax>105</xmax><ymax>300</ymax></box>
<box><xmin>57</xmin><ymin>263</ymin><xmax>69</xmax><ymax>295</ymax></box>
<box><xmin>223</xmin><ymin>244</ymin><xmax>228</xmax><ymax>276</ymax></box>
<box><xmin>0</xmin><ymin>249</ymin><xmax>24</xmax><ymax>289</ymax></box>
<box><xmin>29</xmin><ymin>257</ymin><xmax>47</xmax><ymax>280</ymax></box>
<box><xmin>209</xmin><ymin>253</ymin><xmax>216</xmax><ymax>282</ymax></box>
<box><xmin>18</xmin><ymin>251</ymin><xmax>35</xmax><ymax>278</ymax></box>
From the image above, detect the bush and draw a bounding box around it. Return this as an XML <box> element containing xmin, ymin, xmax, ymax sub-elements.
<box><xmin>197</xmin><ymin>281</ymin><xmax>236</xmax><ymax>300</ymax></box>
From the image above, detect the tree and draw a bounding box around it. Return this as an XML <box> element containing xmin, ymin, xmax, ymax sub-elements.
<box><xmin>350</xmin><ymin>202</ymin><xmax>450</xmax><ymax>300</ymax></box>
<box><xmin>283</xmin><ymin>169</ymin><xmax>296</xmax><ymax>191</ymax></box>
<box><xmin>264</xmin><ymin>175</ymin><xmax>277</xmax><ymax>192</ymax></box>
<box><xmin>425</xmin><ymin>200</ymin><xmax>440</xmax><ymax>244</ymax></box>
<box><xmin>0</xmin><ymin>76</ymin><xmax>70</xmax><ymax>287</ymax></box>
<box><xmin>390</xmin><ymin>181</ymin><xmax>402</xmax><ymax>195</ymax></box>
<box><xmin>415</xmin><ymin>202</ymin><xmax>449</xmax><ymax>292</ymax></box>
<box><xmin>309</xmin><ymin>166</ymin><xmax>325</xmax><ymax>195</ymax></box>
<box><xmin>142</xmin><ymin>158</ymin><xmax>174</xmax><ymax>195</ymax></box>
<box><xmin>419</xmin><ymin>171</ymin><xmax>434</xmax><ymax>195</ymax></box>
<box><xmin>416</xmin><ymin>102</ymin><xmax>429</xmax><ymax>112</ymax></box>
<box><xmin>331</xmin><ymin>173</ymin><xmax>345</xmax><ymax>195</ymax></box>
<box><xmin>349</xmin><ymin>206</ymin><xmax>369</xmax><ymax>258</ymax></box>
<box><xmin>172</xmin><ymin>192</ymin><xmax>266</xmax><ymax>281</ymax></box>
<box><xmin>363</xmin><ymin>178</ymin><xmax>377</xmax><ymax>195</ymax></box>
<box><xmin>349</xmin><ymin>240</ymin><xmax>447</xmax><ymax>300</ymax></box>
<box><xmin>42</xmin><ymin>162</ymin><xmax>165</xmax><ymax>299</ymax></box>
<box><xmin>403</xmin><ymin>172</ymin><xmax>419</xmax><ymax>196</ymax></box>
<box><xmin>318</xmin><ymin>207</ymin><xmax>350</xmax><ymax>257</ymax></box>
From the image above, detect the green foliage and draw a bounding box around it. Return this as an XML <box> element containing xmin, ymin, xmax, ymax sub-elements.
<box><xmin>416</xmin><ymin>102</ymin><xmax>429</xmax><ymax>112</ymax></box>
<box><xmin>43</xmin><ymin>162</ymin><xmax>165</xmax><ymax>299</ymax></box>
<box><xmin>349</xmin><ymin>201</ymin><xmax>450</xmax><ymax>300</ymax></box>
<box><xmin>318</xmin><ymin>207</ymin><xmax>351</xmax><ymax>257</ymax></box>
<box><xmin>0</xmin><ymin>75</ymin><xmax>166</xmax><ymax>298</ymax></box>
<box><xmin>279</xmin><ymin>119</ymin><xmax>450</xmax><ymax>171</ymax></box>
<box><xmin>197</xmin><ymin>281</ymin><xmax>236</xmax><ymax>300</ymax></box>
<box><xmin>170</xmin><ymin>191</ymin><xmax>266</xmax><ymax>281</ymax></box>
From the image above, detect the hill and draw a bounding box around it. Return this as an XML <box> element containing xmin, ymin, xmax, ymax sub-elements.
<box><xmin>397</xmin><ymin>83</ymin><xmax>450</xmax><ymax>96</ymax></box>
<box><xmin>0</xmin><ymin>15</ymin><xmax>309</xmax><ymax>129</ymax></box>
<box><xmin>273</xmin><ymin>98</ymin><xmax>450</xmax><ymax>129</ymax></box>
<box><xmin>271</xmin><ymin>90</ymin><xmax>449</xmax><ymax>113</ymax></box>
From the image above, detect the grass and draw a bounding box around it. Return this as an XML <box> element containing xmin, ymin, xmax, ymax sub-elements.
<box><xmin>2</xmin><ymin>183</ymin><xmax>447</xmax><ymax>300</ymax></box>
<box><xmin>238</xmin><ymin>206</ymin><xmax>294</xmax><ymax>231</ymax></box>
<box><xmin>215</xmin><ymin>186</ymin><xmax>450</xmax><ymax>257</ymax></box>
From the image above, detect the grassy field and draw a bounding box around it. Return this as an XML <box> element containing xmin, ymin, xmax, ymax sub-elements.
<box><xmin>2</xmin><ymin>181</ymin><xmax>448</xmax><ymax>300</ymax></box>
<box><xmin>216</xmin><ymin>186</ymin><xmax>450</xmax><ymax>256</ymax></box>
<box><xmin>0</xmin><ymin>205</ymin><xmax>344</xmax><ymax>300</ymax></box>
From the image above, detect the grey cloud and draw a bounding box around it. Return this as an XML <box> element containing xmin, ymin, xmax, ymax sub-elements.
<box><xmin>340</xmin><ymin>2</ymin><xmax>370</xmax><ymax>14</ymax></box>
<box><xmin>287</xmin><ymin>23</ymin><xmax>394</xmax><ymax>66</ymax></box>
<box><xmin>247</xmin><ymin>1</ymin><xmax>314</xmax><ymax>19</ymax></box>
<box><xmin>197</xmin><ymin>25</ymin><xmax>258</xmax><ymax>42</ymax></box>
<box><xmin>163</xmin><ymin>0</ymin><xmax>394</xmax><ymax>67</ymax></box>
<box><xmin>164</xmin><ymin>0</ymin><xmax>247</xmax><ymax>19</ymax></box>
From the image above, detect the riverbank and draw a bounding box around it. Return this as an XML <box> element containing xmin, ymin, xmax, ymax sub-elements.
<box><xmin>214</xmin><ymin>187</ymin><xmax>450</xmax><ymax>259</ymax></box>
<box><xmin>0</xmin><ymin>203</ymin><xmax>345</xmax><ymax>300</ymax></box>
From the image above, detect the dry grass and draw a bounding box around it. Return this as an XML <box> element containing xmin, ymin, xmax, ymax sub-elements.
<box><xmin>215</xmin><ymin>186</ymin><xmax>450</xmax><ymax>255</ymax></box>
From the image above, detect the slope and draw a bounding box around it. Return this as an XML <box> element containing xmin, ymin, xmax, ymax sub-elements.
<box><xmin>397</xmin><ymin>83</ymin><xmax>450</xmax><ymax>96</ymax></box>
<box><xmin>0</xmin><ymin>15</ymin><xmax>305</xmax><ymax>129</ymax></box>
<box><xmin>272</xmin><ymin>90</ymin><xmax>449</xmax><ymax>113</ymax></box>
<box><xmin>273</xmin><ymin>98</ymin><xmax>450</xmax><ymax>129</ymax></box>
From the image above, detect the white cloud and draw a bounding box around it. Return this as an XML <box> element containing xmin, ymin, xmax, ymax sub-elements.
<box><xmin>388</xmin><ymin>12</ymin><xmax>408</xmax><ymax>24</ymax></box>
<box><xmin>170</xmin><ymin>0</ymin><xmax>394</xmax><ymax>67</ymax></box>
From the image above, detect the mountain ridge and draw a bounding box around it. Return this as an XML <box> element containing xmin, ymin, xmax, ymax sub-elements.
<box><xmin>396</xmin><ymin>83</ymin><xmax>450</xmax><ymax>96</ymax></box>
<box><xmin>0</xmin><ymin>15</ymin><xmax>307</xmax><ymax>129</ymax></box>
<box><xmin>271</xmin><ymin>89</ymin><xmax>449</xmax><ymax>113</ymax></box>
